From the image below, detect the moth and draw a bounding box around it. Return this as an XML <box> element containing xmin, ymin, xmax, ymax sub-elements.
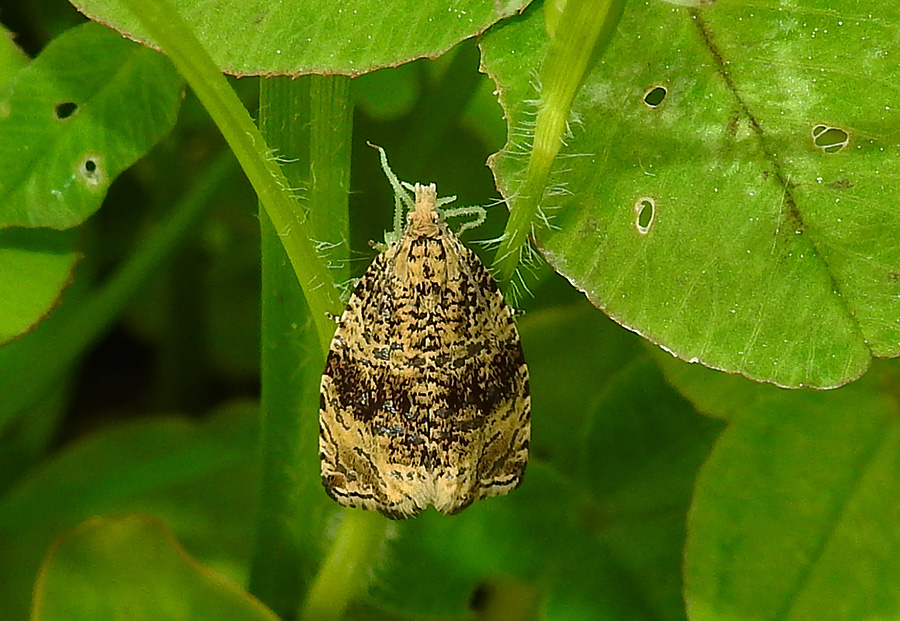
<box><xmin>319</xmin><ymin>152</ymin><xmax>530</xmax><ymax>519</ymax></box>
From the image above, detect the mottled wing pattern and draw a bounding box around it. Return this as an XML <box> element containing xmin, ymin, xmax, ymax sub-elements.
<box><xmin>319</xmin><ymin>186</ymin><xmax>530</xmax><ymax>519</ymax></box>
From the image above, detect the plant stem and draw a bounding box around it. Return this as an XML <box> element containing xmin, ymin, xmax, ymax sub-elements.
<box><xmin>299</xmin><ymin>510</ymin><xmax>391</xmax><ymax>621</ymax></box>
<box><xmin>492</xmin><ymin>0</ymin><xmax>628</xmax><ymax>283</ymax></box>
<box><xmin>307</xmin><ymin>76</ymin><xmax>353</xmax><ymax>267</ymax></box>
<box><xmin>119</xmin><ymin>0</ymin><xmax>342</xmax><ymax>351</ymax></box>
<box><xmin>291</xmin><ymin>77</ymin><xmax>394</xmax><ymax>621</ymax></box>
<box><xmin>249</xmin><ymin>75</ymin><xmax>354</xmax><ymax>618</ymax></box>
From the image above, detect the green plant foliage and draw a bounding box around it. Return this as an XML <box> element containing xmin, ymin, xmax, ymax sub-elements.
<box><xmin>0</xmin><ymin>153</ymin><xmax>233</xmax><ymax>433</ymax></box>
<box><xmin>652</xmin><ymin>345</ymin><xmax>791</xmax><ymax>422</ymax></box>
<box><xmin>0</xmin><ymin>403</ymin><xmax>260</xmax><ymax>620</ymax></box>
<box><xmin>483</xmin><ymin>1</ymin><xmax>900</xmax><ymax>388</ymax></box>
<box><xmin>0</xmin><ymin>228</ymin><xmax>79</xmax><ymax>344</ymax></box>
<box><xmin>0</xmin><ymin>1</ymin><xmax>897</xmax><ymax>619</ymax></box>
<box><xmin>0</xmin><ymin>23</ymin><xmax>80</xmax><ymax>344</ymax></box>
<box><xmin>32</xmin><ymin>514</ymin><xmax>277</xmax><ymax>620</ymax></box>
<box><xmin>70</xmin><ymin>0</ymin><xmax>531</xmax><ymax>76</ymax></box>
<box><xmin>0</xmin><ymin>23</ymin><xmax>29</xmax><ymax>77</ymax></box>
<box><xmin>684</xmin><ymin>360</ymin><xmax>900</xmax><ymax>620</ymax></box>
<box><xmin>0</xmin><ymin>21</ymin><xmax>183</xmax><ymax>229</ymax></box>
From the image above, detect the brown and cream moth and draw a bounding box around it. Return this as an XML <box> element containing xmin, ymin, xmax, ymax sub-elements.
<box><xmin>318</xmin><ymin>149</ymin><xmax>530</xmax><ymax>519</ymax></box>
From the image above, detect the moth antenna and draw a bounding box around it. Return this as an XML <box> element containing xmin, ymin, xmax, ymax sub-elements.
<box><xmin>435</xmin><ymin>195</ymin><xmax>458</xmax><ymax>208</ymax></box>
<box><xmin>369</xmin><ymin>142</ymin><xmax>416</xmax><ymax>245</ymax></box>
<box><xmin>442</xmin><ymin>204</ymin><xmax>487</xmax><ymax>236</ymax></box>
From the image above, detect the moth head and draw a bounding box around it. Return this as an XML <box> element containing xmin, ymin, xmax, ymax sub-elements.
<box><xmin>409</xmin><ymin>183</ymin><xmax>443</xmax><ymax>237</ymax></box>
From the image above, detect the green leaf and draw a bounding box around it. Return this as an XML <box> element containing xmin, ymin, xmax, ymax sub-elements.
<box><xmin>685</xmin><ymin>360</ymin><xmax>900</xmax><ymax>620</ymax></box>
<box><xmin>482</xmin><ymin>1</ymin><xmax>900</xmax><ymax>388</ymax></box>
<box><xmin>70</xmin><ymin>0</ymin><xmax>531</xmax><ymax>76</ymax></box>
<box><xmin>0</xmin><ymin>402</ymin><xmax>260</xmax><ymax>621</ymax></box>
<box><xmin>0</xmin><ymin>21</ymin><xmax>183</xmax><ymax>229</ymax></box>
<box><xmin>0</xmin><ymin>227</ymin><xmax>79</xmax><ymax>345</ymax></box>
<box><xmin>0</xmin><ymin>23</ymin><xmax>82</xmax><ymax>346</ymax></box>
<box><xmin>32</xmin><ymin>514</ymin><xmax>278</xmax><ymax>621</ymax></box>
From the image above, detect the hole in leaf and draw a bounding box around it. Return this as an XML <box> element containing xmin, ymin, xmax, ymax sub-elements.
<box><xmin>811</xmin><ymin>124</ymin><xmax>850</xmax><ymax>153</ymax></box>
<box><xmin>78</xmin><ymin>154</ymin><xmax>105</xmax><ymax>187</ymax></box>
<box><xmin>634</xmin><ymin>198</ymin><xmax>655</xmax><ymax>234</ymax></box>
<box><xmin>643</xmin><ymin>86</ymin><xmax>667</xmax><ymax>108</ymax></box>
<box><xmin>54</xmin><ymin>101</ymin><xmax>78</xmax><ymax>119</ymax></box>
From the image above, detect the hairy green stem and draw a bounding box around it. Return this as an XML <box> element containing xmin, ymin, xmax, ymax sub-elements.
<box><xmin>250</xmin><ymin>77</ymin><xmax>322</xmax><ymax>617</ymax></box>
<box><xmin>119</xmin><ymin>0</ymin><xmax>342</xmax><ymax>350</ymax></box>
<box><xmin>493</xmin><ymin>0</ymin><xmax>628</xmax><ymax>283</ymax></box>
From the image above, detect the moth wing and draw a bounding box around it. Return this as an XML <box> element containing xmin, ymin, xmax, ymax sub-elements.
<box><xmin>429</xmin><ymin>241</ymin><xmax>530</xmax><ymax>515</ymax></box>
<box><xmin>319</xmin><ymin>251</ymin><xmax>431</xmax><ymax>520</ymax></box>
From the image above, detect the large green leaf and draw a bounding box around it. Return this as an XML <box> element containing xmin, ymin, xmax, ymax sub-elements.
<box><xmin>32</xmin><ymin>515</ymin><xmax>278</xmax><ymax>620</ymax></box>
<box><xmin>685</xmin><ymin>359</ymin><xmax>900</xmax><ymax>620</ymax></box>
<box><xmin>0</xmin><ymin>402</ymin><xmax>260</xmax><ymax>621</ymax></box>
<box><xmin>482</xmin><ymin>1</ymin><xmax>900</xmax><ymax>388</ymax></box>
<box><xmin>0</xmin><ymin>21</ymin><xmax>183</xmax><ymax>229</ymax></box>
<box><xmin>70</xmin><ymin>0</ymin><xmax>530</xmax><ymax>76</ymax></box>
